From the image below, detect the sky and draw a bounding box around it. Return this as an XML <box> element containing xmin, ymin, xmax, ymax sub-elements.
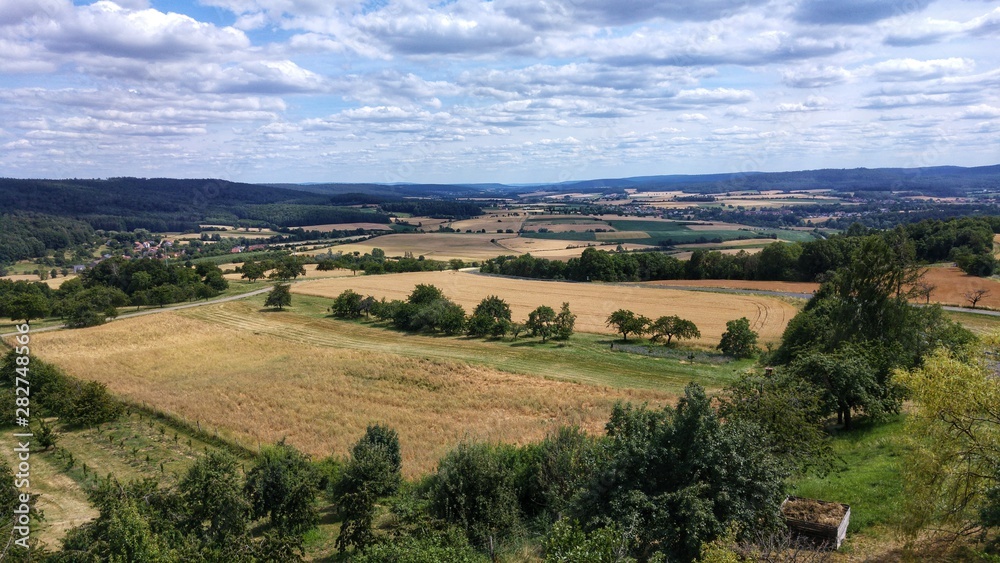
<box><xmin>1</xmin><ymin>0</ymin><xmax>999</xmax><ymax>184</ymax></box>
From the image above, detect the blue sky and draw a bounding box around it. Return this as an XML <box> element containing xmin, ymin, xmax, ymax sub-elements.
<box><xmin>1</xmin><ymin>0</ymin><xmax>999</xmax><ymax>184</ymax></box>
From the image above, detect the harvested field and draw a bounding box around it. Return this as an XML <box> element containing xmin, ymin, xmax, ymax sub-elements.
<box><xmin>291</xmin><ymin>270</ymin><xmax>797</xmax><ymax>346</ymax></box>
<box><xmin>639</xmin><ymin>279</ymin><xmax>820</xmax><ymax>294</ymax></box>
<box><xmin>920</xmin><ymin>266</ymin><xmax>1000</xmax><ymax>309</ymax></box>
<box><xmin>313</xmin><ymin>232</ymin><xmax>517</xmax><ymax>261</ymax></box>
<box><xmin>446</xmin><ymin>214</ymin><xmax>526</xmax><ymax>232</ymax></box>
<box><xmin>298</xmin><ymin>222</ymin><xmax>393</xmax><ymax>232</ymax></box>
<box><xmin>222</xmin><ymin>263</ymin><xmax>356</xmax><ymax>281</ymax></box>
<box><xmin>26</xmin><ymin>310</ymin><xmax>670</xmax><ymax>476</ymax></box>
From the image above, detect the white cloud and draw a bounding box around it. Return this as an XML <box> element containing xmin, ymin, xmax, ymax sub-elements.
<box><xmin>867</xmin><ymin>57</ymin><xmax>974</xmax><ymax>81</ymax></box>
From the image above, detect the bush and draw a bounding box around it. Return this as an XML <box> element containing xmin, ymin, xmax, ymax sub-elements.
<box><xmin>62</xmin><ymin>380</ymin><xmax>123</xmax><ymax>428</ymax></box>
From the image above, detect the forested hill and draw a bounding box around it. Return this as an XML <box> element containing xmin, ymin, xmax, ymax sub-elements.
<box><xmin>526</xmin><ymin>164</ymin><xmax>1000</xmax><ymax>196</ymax></box>
<box><xmin>0</xmin><ymin>178</ymin><xmax>393</xmax><ymax>231</ymax></box>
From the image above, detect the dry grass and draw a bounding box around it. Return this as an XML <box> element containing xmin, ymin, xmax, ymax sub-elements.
<box><xmin>0</xmin><ymin>445</ymin><xmax>98</xmax><ymax>549</ymax></box>
<box><xmin>27</xmin><ymin>311</ymin><xmax>669</xmax><ymax>476</ymax></box>
<box><xmin>640</xmin><ymin>279</ymin><xmax>820</xmax><ymax>294</ymax></box>
<box><xmin>291</xmin><ymin>270</ymin><xmax>798</xmax><ymax>345</ymax></box>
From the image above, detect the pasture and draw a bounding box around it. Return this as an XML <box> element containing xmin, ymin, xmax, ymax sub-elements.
<box><xmin>26</xmin><ymin>301</ymin><xmax>678</xmax><ymax>476</ymax></box>
<box><xmin>290</xmin><ymin>270</ymin><xmax>798</xmax><ymax>346</ymax></box>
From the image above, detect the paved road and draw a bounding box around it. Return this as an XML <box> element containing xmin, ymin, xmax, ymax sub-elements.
<box><xmin>0</xmin><ymin>286</ymin><xmax>273</xmax><ymax>339</ymax></box>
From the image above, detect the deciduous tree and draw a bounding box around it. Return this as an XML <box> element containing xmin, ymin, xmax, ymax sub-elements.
<box><xmin>717</xmin><ymin>317</ymin><xmax>759</xmax><ymax>359</ymax></box>
<box><xmin>605</xmin><ymin>309</ymin><xmax>649</xmax><ymax>342</ymax></box>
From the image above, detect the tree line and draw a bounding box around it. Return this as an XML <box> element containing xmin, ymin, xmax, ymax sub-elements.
<box><xmin>0</xmin><ymin>258</ymin><xmax>232</xmax><ymax>328</ymax></box>
<box><xmin>481</xmin><ymin>216</ymin><xmax>1000</xmax><ymax>283</ymax></box>
<box><xmin>328</xmin><ymin>285</ymin><xmax>576</xmax><ymax>341</ymax></box>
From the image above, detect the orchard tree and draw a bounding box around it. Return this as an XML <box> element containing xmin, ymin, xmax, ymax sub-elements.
<box><xmin>180</xmin><ymin>451</ymin><xmax>250</xmax><ymax>546</ymax></box>
<box><xmin>270</xmin><ymin>256</ymin><xmax>306</xmax><ymax>280</ymax></box>
<box><xmin>467</xmin><ymin>295</ymin><xmax>512</xmax><ymax>338</ymax></box>
<box><xmin>605</xmin><ymin>309</ymin><xmax>649</xmax><ymax>342</ymax></box>
<box><xmin>241</xmin><ymin>260</ymin><xmax>267</xmax><ymax>283</ymax></box>
<box><xmin>527</xmin><ymin>305</ymin><xmax>557</xmax><ymax>342</ymax></box>
<box><xmin>245</xmin><ymin>440</ymin><xmax>319</xmax><ymax>535</ymax></box>
<box><xmin>717</xmin><ymin>317</ymin><xmax>759</xmax><ymax>359</ymax></box>
<box><xmin>331</xmin><ymin>289</ymin><xmax>364</xmax><ymax>318</ymax></box>
<box><xmin>334</xmin><ymin>425</ymin><xmax>403</xmax><ymax>553</ymax></box>
<box><xmin>265</xmin><ymin>284</ymin><xmax>292</xmax><ymax>310</ymax></box>
<box><xmin>649</xmin><ymin>315</ymin><xmax>700</xmax><ymax>346</ymax></box>
<box><xmin>554</xmin><ymin>302</ymin><xmax>576</xmax><ymax>340</ymax></box>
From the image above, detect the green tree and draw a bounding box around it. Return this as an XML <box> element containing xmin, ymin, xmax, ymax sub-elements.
<box><xmin>719</xmin><ymin>369</ymin><xmax>834</xmax><ymax>476</ymax></box>
<box><xmin>331</xmin><ymin>289</ymin><xmax>364</xmax><ymax>318</ymax></box>
<box><xmin>104</xmin><ymin>497</ymin><xmax>167</xmax><ymax>563</ymax></box>
<box><xmin>467</xmin><ymin>295</ymin><xmax>513</xmax><ymax>338</ymax></box>
<box><xmin>527</xmin><ymin>305</ymin><xmax>558</xmax><ymax>342</ymax></box>
<box><xmin>554</xmin><ymin>302</ymin><xmax>576</xmax><ymax>340</ymax></box>
<box><xmin>245</xmin><ymin>440</ymin><xmax>319</xmax><ymax>535</ymax></box>
<box><xmin>894</xmin><ymin>337</ymin><xmax>1000</xmax><ymax>537</ymax></box>
<box><xmin>717</xmin><ymin>317</ymin><xmax>759</xmax><ymax>359</ymax></box>
<box><xmin>241</xmin><ymin>260</ymin><xmax>267</xmax><ymax>282</ymax></box>
<box><xmin>270</xmin><ymin>256</ymin><xmax>306</xmax><ymax>280</ymax></box>
<box><xmin>179</xmin><ymin>450</ymin><xmax>250</xmax><ymax>547</ymax></box>
<box><xmin>573</xmin><ymin>384</ymin><xmax>787</xmax><ymax>562</ymax></box>
<box><xmin>265</xmin><ymin>283</ymin><xmax>292</xmax><ymax>310</ymax></box>
<box><xmin>605</xmin><ymin>309</ymin><xmax>649</xmax><ymax>342</ymax></box>
<box><xmin>334</xmin><ymin>425</ymin><xmax>403</xmax><ymax>553</ymax></box>
<box><xmin>6</xmin><ymin>292</ymin><xmax>50</xmax><ymax>323</ymax></box>
<box><xmin>408</xmin><ymin>283</ymin><xmax>444</xmax><ymax>306</ymax></box>
<box><xmin>649</xmin><ymin>316</ymin><xmax>700</xmax><ymax>346</ymax></box>
<box><xmin>430</xmin><ymin>442</ymin><xmax>524</xmax><ymax>549</ymax></box>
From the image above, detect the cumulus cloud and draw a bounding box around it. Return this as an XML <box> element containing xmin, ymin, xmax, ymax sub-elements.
<box><xmin>885</xmin><ymin>7</ymin><xmax>1000</xmax><ymax>45</ymax></box>
<box><xmin>782</xmin><ymin>65</ymin><xmax>852</xmax><ymax>88</ymax></box>
<box><xmin>795</xmin><ymin>0</ymin><xmax>933</xmax><ymax>25</ymax></box>
<box><xmin>867</xmin><ymin>57</ymin><xmax>974</xmax><ymax>81</ymax></box>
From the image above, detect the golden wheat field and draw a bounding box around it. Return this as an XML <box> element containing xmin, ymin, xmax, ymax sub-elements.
<box><xmin>26</xmin><ymin>311</ymin><xmax>670</xmax><ymax>476</ymax></box>
<box><xmin>291</xmin><ymin>270</ymin><xmax>798</xmax><ymax>345</ymax></box>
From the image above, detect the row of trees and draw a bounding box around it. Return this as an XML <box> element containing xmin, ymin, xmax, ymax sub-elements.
<box><xmin>330</xmin><ymin>285</ymin><xmax>577</xmax><ymax>341</ymax></box>
<box><xmin>314</xmin><ymin>248</ymin><xmax>451</xmax><ymax>275</ymax></box>
<box><xmin>481</xmin><ymin>217</ymin><xmax>1000</xmax><ymax>284</ymax></box>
